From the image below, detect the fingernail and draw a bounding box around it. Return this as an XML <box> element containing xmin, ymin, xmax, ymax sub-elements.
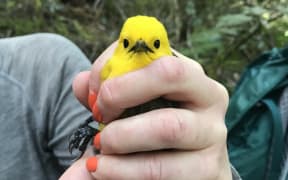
<box><xmin>93</xmin><ymin>133</ymin><xmax>101</xmax><ymax>149</ymax></box>
<box><xmin>88</xmin><ymin>90</ymin><xmax>97</xmax><ymax>111</ymax></box>
<box><xmin>92</xmin><ymin>103</ymin><xmax>103</xmax><ymax>123</ymax></box>
<box><xmin>86</xmin><ymin>157</ymin><xmax>98</xmax><ymax>172</ymax></box>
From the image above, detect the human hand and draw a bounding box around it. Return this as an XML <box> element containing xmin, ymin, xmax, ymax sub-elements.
<box><xmin>60</xmin><ymin>42</ymin><xmax>232</xmax><ymax>180</ymax></box>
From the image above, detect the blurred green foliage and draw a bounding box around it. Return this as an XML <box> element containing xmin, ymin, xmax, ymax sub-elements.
<box><xmin>0</xmin><ymin>0</ymin><xmax>288</xmax><ymax>92</ymax></box>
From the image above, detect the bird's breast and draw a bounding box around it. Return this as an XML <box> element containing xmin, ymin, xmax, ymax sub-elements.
<box><xmin>106</xmin><ymin>53</ymin><xmax>153</xmax><ymax>79</ymax></box>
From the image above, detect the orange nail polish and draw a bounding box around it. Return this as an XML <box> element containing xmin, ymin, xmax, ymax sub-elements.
<box><xmin>88</xmin><ymin>91</ymin><xmax>97</xmax><ymax>111</ymax></box>
<box><xmin>93</xmin><ymin>133</ymin><xmax>101</xmax><ymax>149</ymax></box>
<box><xmin>92</xmin><ymin>103</ymin><xmax>103</xmax><ymax>123</ymax></box>
<box><xmin>86</xmin><ymin>157</ymin><xmax>98</xmax><ymax>172</ymax></box>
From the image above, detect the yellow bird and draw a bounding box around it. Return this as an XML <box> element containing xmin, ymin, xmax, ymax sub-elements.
<box><xmin>98</xmin><ymin>15</ymin><xmax>177</xmax><ymax>129</ymax></box>
<box><xmin>69</xmin><ymin>15</ymin><xmax>178</xmax><ymax>156</ymax></box>
<box><xmin>100</xmin><ymin>15</ymin><xmax>172</xmax><ymax>81</ymax></box>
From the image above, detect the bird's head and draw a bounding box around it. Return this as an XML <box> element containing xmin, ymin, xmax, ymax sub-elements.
<box><xmin>115</xmin><ymin>15</ymin><xmax>172</xmax><ymax>61</ymax></box>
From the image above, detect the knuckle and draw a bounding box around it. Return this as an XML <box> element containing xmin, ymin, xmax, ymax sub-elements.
<box><xmin>218</xmin><ymin>84</ymin><xmax>229</xmax><ymax>107</ymax></box>
<box><xmin>197</xmin><ymin>123</ymin><xmax>228</xmax><ymax>179</ymax></box>
<box><xmin>143</xmin><ymin>155</ymin><xmax>163</xmax><ymax>180</ymax></box>
<box><xmin>200</xmin><ymin>153</ymin><xmax>221</xmax><ymax>180</ymax></box>
<box><xmin>205</xmin><ymin>162</ymin><xmax>221</xmax><ymax>179</ymax></box>
<box><xmin>190</xmin><ymin>60</ymin><xmax>205</xmax><ymax>75</ymax></box>
<box><xmin>154</xmin><ymin>109</ymin><xmax>185</xmax><ymax>145</ymax></box>
<box><xmin>213</xmin><ymin>81</ymin><xmax>229</xmax><ymax>109</ymax></box>
<box><xmin>155</xmin><ymin>57</ymin><xmax>187</xmax><ymax>83</ymax></box>
<box><xmin>214</xmin><ymin>123</ymin><xmax>228</xmax><ymax>142</ymax></box>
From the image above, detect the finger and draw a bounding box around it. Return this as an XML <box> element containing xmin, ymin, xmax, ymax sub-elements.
<box><xmin>59</xmin><ymin>158</ymin><xmax>94</xmax><ymax>180</ymax></box>
<box><xmin>72</xmin><ymin>71</ymin><xmax>91</xmax><ymax>109</ymax></box>
<box><xmin>88</xmin><ymin>149</ymin><xmax>230</xmax><ymax>180</ymax></box>
<box><xmin>97</xmin><ymin>108</ymin><xmax>227</xmax><ymax>154</ymax></box>
<box><xmin>89</xmin><ymin>41</ymin><xmax>118</xmax><ymax>93</ymax></box>
<box><xmin>96</xmin><ymin>56</ymin><xmax>228</xmax><ymax>122</ymax></box>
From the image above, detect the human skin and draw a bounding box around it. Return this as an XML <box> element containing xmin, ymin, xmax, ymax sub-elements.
<box><xmin>60</xmin><ymin>42</ymin><xmax>232</xmax><ymax>180</ymax></box>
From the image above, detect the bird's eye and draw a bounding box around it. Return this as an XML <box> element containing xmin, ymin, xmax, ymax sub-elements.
<box><xmin>154</xmin><ymin>40</ymin><xmax>160</xmax><ymax>49</ymax></box>
<box><xmin>123</xmin><ymin>39</ymin><xmax>129</xmax><ymax>48</ymax></box>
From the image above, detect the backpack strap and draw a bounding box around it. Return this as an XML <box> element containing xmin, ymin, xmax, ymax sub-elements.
<box><xmin>262</xmin><ymin>98</ymin><xmax>285</xmax><ymax>179</ymax></box>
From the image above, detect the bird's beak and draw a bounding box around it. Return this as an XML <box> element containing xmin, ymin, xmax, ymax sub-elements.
<box><xmin>129</xmin><ymin>40</ymin><xmax>154</xmax><ymax>53</ymax></box>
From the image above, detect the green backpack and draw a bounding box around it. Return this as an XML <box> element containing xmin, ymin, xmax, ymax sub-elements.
<box><xmin>226</xmin><ymin>47</ymin><xmax>288</xmax><ymax>180</ymax></box>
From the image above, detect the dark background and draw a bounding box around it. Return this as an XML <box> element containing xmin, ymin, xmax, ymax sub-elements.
<box><xmin>1</xmin><ymin>0</ymin><xmax>287</xmax><ymax>92</ymax></box>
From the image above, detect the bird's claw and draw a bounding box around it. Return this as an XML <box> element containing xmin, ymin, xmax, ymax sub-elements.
<box><xmin>69</xmin><ymin>116</ymin><xmax>98</xmax><ymax>158</ymax></box>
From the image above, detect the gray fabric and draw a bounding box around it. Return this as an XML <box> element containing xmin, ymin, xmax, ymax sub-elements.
<box><xmin>231</xmin><ymin>165</ymin><xmax>242</xmax><ymax>180</ymax></box>
<box><xmin>0</xmin><ymin>33</ymin><xmax>91</xmax><ymax>180</ymax></box>
<box><xmin>280</xmin><ymin>87</ymin><xmax>288</xmax><ymax>137</ymax></box>
<box><xmin>280</xmin><ymin>87</ymin><xmax>288</xmax><ymax>180</ymax></box>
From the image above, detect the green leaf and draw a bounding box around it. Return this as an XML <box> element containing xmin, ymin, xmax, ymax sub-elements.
<box><xmin>216</xmin><ymin>14</ymin><xmax>253</xmax><ymax>27</ymax></box>
<box><xmin>189</xmin><ymin>29</ymin><xmax>223</xmax><ymax>55</ymax></box>
<box><xmin>244</xmin><ymin>6</ymin><xmax>267</xmax><ymax>16</ymax></box>
<box><xmin>35</xmin><ymin>0</ymin><xmax>42</xmax><ymax>10</ymax></box>
<box><xmin>6</xmin><ymin>1</ymin><xmax>16</xmax><ymax>9</ymax></box>
<box><xmin>72</xmin><ymin>20</ymin><xmax>93</xmax><ymax>40</ymax></box>
<box><xmin>219</xmin><ymin>27</ymin><xmax>238</xmax><ymax>36</ymax></box>
<box><xmin>276</xmin><ymin>6</ymin><xmax>288</xmax><ymax>15</ymax></box>
<box><xmin>185</xmin><ymin>1</ymin><xmax>196</xmax><ymax>16</ymax></box>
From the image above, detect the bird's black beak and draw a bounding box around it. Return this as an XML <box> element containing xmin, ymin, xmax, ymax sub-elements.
<box><xmin>129</xmin><ymin>40</ymin><xmax>154</xmax><ymax>53</ymax></box>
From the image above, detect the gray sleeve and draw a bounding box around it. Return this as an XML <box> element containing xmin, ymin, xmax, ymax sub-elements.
<box><xmin>231</xmin><ymin>165</ymin><xmax>242</xmax><ymax>180</ymax></box>
<box><xmin>40</xmin><ymin>34</ymin><xmax>92</xmax><ymax>167</ymax></box>
<box><xmin>0</xmin><ymin>33</ymin><xmax>92</xmax><ymax>168</ymax></box>
<box><xmin>279</xmin><ymin>86</ymin><xmax>288</xmax><ymax>180</ymax></box>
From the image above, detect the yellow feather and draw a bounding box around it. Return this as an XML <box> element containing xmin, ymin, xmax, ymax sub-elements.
<box><xmin>98</xmin><ymin>15</ymin><xmax>174</xmax><ymax>130</ymax></box>
<box><xmin>100</xmin><ymin>15</ymin><xmax>172</xmax><ymax>81</ymax></box>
